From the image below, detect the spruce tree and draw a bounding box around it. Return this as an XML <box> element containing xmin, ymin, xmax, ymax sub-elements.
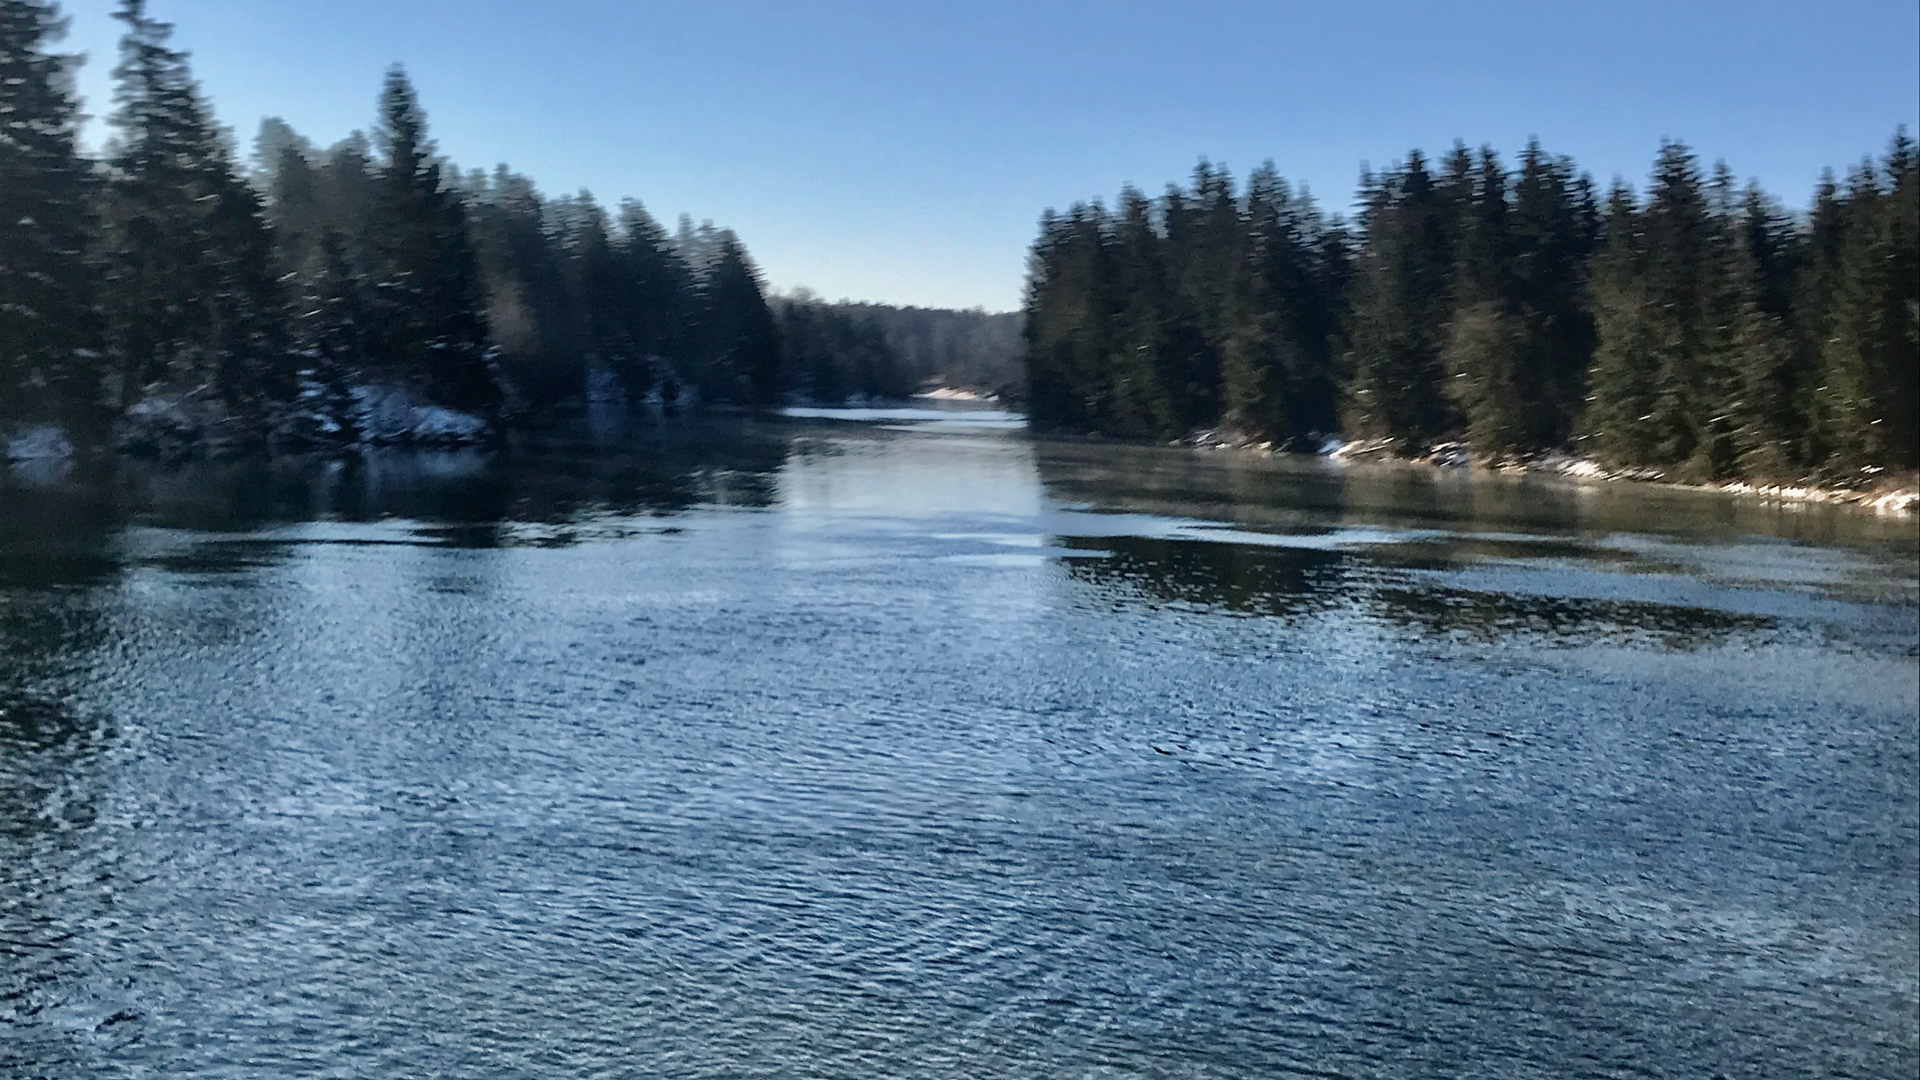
<box><xmin>695</xmin><ymin>232</ymin><xmax>782</xmax><ymax>406</ymax></box>
<box><xmin>1168</xmin><ymin>162</ymin><xmax>1241</xmax><ymax>429</ymax></box>
<box><xmin>613</xmin><ymin>197</ymin><xmax>693</xmax><ymax>395</ymax></box>
<box><xmin>100</xmin><ymin>0</ymin><xmax>286</xmax><ymax>447</ymax></box>
<box><xmin>1105</xmin><ymin>186</ymin><xmax>1179</xmax><ymax>438</ymax></box>
<box><xmin>1441</xmin><ymin>147</ymin><xmax>1527</xmax><ymax>456</ymax></box>
<box><xmin>1639</xmin><ymin>143</ymin><xmax>1715</xmax><ymax>471</ymax></box>
<box><xmin>0</xmin><ymin>0</ymin><xmax>97</xmax><ymax>434</ymax></box>
<box><xmin>1224</xmin><ymin>163</ymin><xmax>1338</xmax><ymax>445</ymax></box>
<box><xmin>1583</xmin><ymin>143</ymin><xmax>1716</xmax><ymax>474</ymax></box>
<box><xmin>367</xmin><ymin>65</ymin><xmax>499</xmax><ymax>421</ymax></box>
<box><xmin>1344</xmin><ymin>151</ymin><xmax>1458</xmax><ymax>448</ymax></box>
<box><xmin>1700</xmin><ymin>171</ymin><xmax>1798</xmax><ymax>478</ymax></box>
<box><xmin>1508</xmin><ymin>142</ymin><xmax>1598</xmax><ymax>450</ymax></box>
<box><xmin>1793</xmin><ymin>172</ymin><xmax>1848</xmax><ymax>467</ymax></box>
<box><xmin>1814</xmin><ymin>133</ymin><xmax>1920</xmax><ymax>472</ymax></box>
<box><xmin>1220</xmin><ymin>167</ymin><xmax>1287</xmax><ymax>439</ymax></box>
<box><xmin>1023</xmin><ymin>204</ymin><xmax>1114</xmax><ymax>432</ymax></box>
<box><xmin>1582</xmin><ymin>182</ymin><xmax>1661</xmax><ymax>466</ymax></box>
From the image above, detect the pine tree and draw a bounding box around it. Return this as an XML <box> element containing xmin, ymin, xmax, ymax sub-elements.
<box><xmin>1639</xmin><ymin>143</ymin><xmax>1716</xmax><ymax>471</ymax></box>
<box><xmin>1508</xmin><ymin>142</ymin><xmax>1598</xmax><ymax>450</ymax></box>
<box><xmin>694</xmin><ymin>231</ymin><xmax>781</xmax><ymax>405</ymax></box>
<box><xmin>288</xmin><ymin>229</ymin><xmax>366</xmax><ymax>443</ymax></box>
<box><xmin>1702</xmin><ymin>172</ymin><xmax>1799</xmax><ymax>478</ymax></box>
<box><xmin>1167</xmin><ymin>161</ymin><xmax>1241</xmax><ymax>429</ymax></box>
<box><xmin>1023</xmin><ymin>203</ymin><xmax>1114</xmax><ymax>432</ymax></box>
<box><xmin>366</xmin><ymin>65</ymin><xmax>499</xmax><ymax>421</ymax></box>
<box><xmin>1344</xmin><ymin>151</ymin><xmax>1458</xmax><ymax>448</ymax></box>
<box><xmin>100</xmin><ymin>0</ymin><xmax>286</xmax><ymax>447</ymax></box>
<box><xmin>1220</xmin><ymin>168</ymin><xmax>1287</xmax><ymax>439</ymax></box>
<box><xmin>1814</xmin><ymin>133</ymin><xmax>1920</xmax><ymax>473</ymax></box>
<box><xmin>1441</xmin><ymin>147</ymin><xmax>1527</xmax><ymax>456</ymax></box>
<box><xmin>613</xmin><ymin>197</ymin><xmax>692</xmax><ymax>395</ymax></box>
<box><xmin>1583</xmin><ymin>143</ymin><xmax>1718</xmax><ymax>474</ymax></box>
<box><xmin>0</xmin><ymin>0</ymin><xmax>98</xmax><ymax>434</ymax></box>
<box><xmin>1223</xmin><ymin>163</ymin><xmax>1339</xmax><ymax>445</ymax></box>
<box><xmin>1793</xmin><ymin>172</ymin><xmax>1848</xmax><ymax>467</ymax></box>
<box><xmin>466</xmin><ymin>166</ymin><xmax>574</xmax><ymax>405</ymax></box>
<box><xmin>1105</xmin><ymin>186</ymin><xmax>1179</xmax><ymax>438</ymax></box>
<box><xmin>1582</xmin><ymin>182</ymin><xmax>1660</xmax><ymax>465</ymax></box>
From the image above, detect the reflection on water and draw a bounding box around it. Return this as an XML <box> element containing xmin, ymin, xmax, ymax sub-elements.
<box><xmin>0</xmin><ymin>409</ymin><xmax>1915</xmax><ymax>1078</ymax></box>
<box><xmin>1059</xmin><ymin>535</ymin><xmax>1780</xmax><ymax>649</ymax></box>
<box><xmin>1035</xmin><ymin>437</ymin><xmax>1920</xmax><ymax>555</ymax></box>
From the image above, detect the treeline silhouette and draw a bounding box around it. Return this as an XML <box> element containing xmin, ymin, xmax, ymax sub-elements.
<box><xmin>1</xmin><ymin>1</ymin><xmax>1004</xmax><ymax>458</ymax></box>
<box><xmin>772</xmin><ymin>298</ymin><xmax>1022</xmax><ymax>403</ymax></box>
<box><xmin>1024</xmin><ymin>138</ymin><xmax>1917</xmax><ymax>482</ymax></box>
<box><xmin>822</xmin><ymin>301</ymin><xmax>1024</xmax><ymax>400</ymax></box>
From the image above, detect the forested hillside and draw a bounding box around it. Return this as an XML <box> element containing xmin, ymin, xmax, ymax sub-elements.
<box><xmin>1025</xmin><ymin>139</ymin><xmax>1918</xmax><ymax>483</ymax></box>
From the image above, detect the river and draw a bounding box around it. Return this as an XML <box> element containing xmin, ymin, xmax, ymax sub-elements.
<box><xmin>2</xmin><ymin>407</ymin><xmax>1915</xmax><ymax>1078</ymax></box>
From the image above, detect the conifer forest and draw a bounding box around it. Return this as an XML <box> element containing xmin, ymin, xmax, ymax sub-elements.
<box><xmin>2</xmin><ymin>0</ymin><xmax>1014</xmax><ymax>457</ymax></box>
<box><xmin>1024</xmin><ymin>139</ymin><xmax>1918</xmax><ymax>483</ymax></box>
<box><xmin>4</xmin><ymin>0</ymin><xmax>1916</xmax><ymax>487</ymax></box>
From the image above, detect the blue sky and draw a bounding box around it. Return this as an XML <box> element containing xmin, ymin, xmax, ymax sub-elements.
<box><xmin>52</xmin><ymin>0</ymin><xmax>1920</xmax><ymax>312</ymax></box>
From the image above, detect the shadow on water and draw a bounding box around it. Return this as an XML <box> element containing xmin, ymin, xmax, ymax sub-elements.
<box><xmin>1033</xmin><ymin>438</ymin><xmax>1920</xmax><ymax>551</ymax></box>
<box><xmin>1059</xmin><ymin>535</ymin><xmax>1352</xmax><ymax>620</ymax></box>
<box><xmin>1056</xmin><ymin>534</ymin><xmax>1779</xmax><ymax>649</ymax></box>
<box><xmin>0</xmin><ymin>413</ymin><xmax>793</xmax><ymax>564</ymax></box>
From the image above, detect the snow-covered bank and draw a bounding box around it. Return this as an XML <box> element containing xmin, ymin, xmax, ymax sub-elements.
<box><xmin>3</xmin><ymin>384</ymin><xmax>495</xmax><ymax>470</ymax></box>
<box><xmin>348</xmin><ymin>386</ymin><xmax>491</xmax><ymax>446</ymax></box>
<box><xmin>4</xmin><ymin>425</ymin><xmax>74</xmax><ymax>464</ymax></box>
<box><xmin>913</xmin><ymin>387</ymin><xmax>999</xmax><ymax>403</ymax></box>
<box><xmin>1183</xmin><ymin>429</ymin><xmax>1920</xmax><ymax>518</ymax></box>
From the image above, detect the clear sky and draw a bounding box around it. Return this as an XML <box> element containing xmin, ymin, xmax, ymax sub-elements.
<box><xmin>51</xmin><ymin>0</ymin><xmax>1920</xmax><ymax>312</ymax></box>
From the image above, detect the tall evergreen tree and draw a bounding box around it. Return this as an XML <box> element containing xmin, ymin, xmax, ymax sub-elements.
<box><xmin>1223</xmin><ymin>164</ymin><xmax>1340</xmax><ymax>444</ymax></box>
<box><xmin>694</xmin><ymin>231</ymin><xmax>781</xmax><ymax>406</ymax></box>
<box><xmin>1344</xmin><ymin>151</ymin><xmax>1458</xmax><ymax>447</ymax></box>
<box><xmin>1507</xmin><ymin>142</ymin><xmax>1599</xmax><ymax>450</ymax></box>
<box><xmin>1167</xmin><ymin>162</ymin><xmax>1241</xmax><ymax>428</ymax></box>
<box><xmin>1440</xmin><ymin>147</ymin><xmax>1527</xmax><ymax>455</ymax></box>
<box><xmin>1105</xmin><ymin>185</ymin><xmax>1179</xmax><ymax>438</ymax></box>
<box><xmin>612</xmin><ymin>197</ymin><xmax>692</xmax><ymax>394</ymax></box>
<box><xmin>0</xmin><ymin>0</ymin><xmax>97</xmax><ymax>433</ymax></box>
<box><xmin>1582</xmin><ymin>181</ymin><xmax>1665</xmax><ymax>467</ymax></box>
<box><xmin>1582</xmin><ymin>144</ymin><xmax>1717</xmax><ymax>473</ymax></box>
<box><xmin>1814</xmin><ymin>133</ymin><xmax>1920</xmax><ymax>472</ymax></box>
<box><xmin>99</xmin><ymin>0</ymin><xmax>286</xmax><ymax>447</ymax></box>
<box><xmin>1697</xmin><ymin>167</ymin><xmax>1797</xmax><ymax>478</ymax></box>
<box><xmin>366</xmin><ymin>65</ymin><xmax>499</xmax><ymax>420</ymax></box>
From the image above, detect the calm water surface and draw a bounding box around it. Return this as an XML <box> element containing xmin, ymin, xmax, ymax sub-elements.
<box><xmin>2</xmin><ymin>408</ymin><xmax>1916</xmax><ymax>1078</ymax></box>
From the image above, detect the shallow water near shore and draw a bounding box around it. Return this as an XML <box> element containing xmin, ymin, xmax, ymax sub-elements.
<box><xmin>2</xmin><ymin>407</ymin><xmax>1915</xmax><ymax>1078</ymax></box>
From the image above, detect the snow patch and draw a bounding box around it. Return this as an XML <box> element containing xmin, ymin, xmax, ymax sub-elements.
<box><xmin>350</xmin><ymin>385</ymin><xmax>492</xmax><ymax>445</ymax></box>
<box><xmin>115</xmin><ymin>394</ymin><xmax>234</xmax><ymax>458</ymax></box>
<box><xmin>4</xmin><ymin>424</ymin><xmax>74</xmax><ymax>462</ymax></box>
<box><xmin>1328</xmin><ymin>437</ymin><xmax>1398</xmax><ymax>461</ymax></box>
<box><xmin>914</xmin><ymin>386</ymin><xmax>996</xmax><ymax>403</ymax></box>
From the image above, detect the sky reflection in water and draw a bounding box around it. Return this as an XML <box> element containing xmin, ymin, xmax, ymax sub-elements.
<box><xmin>0</xmin><ymin>409</ymin><xmax>1915</xmax><ymax>1078</ymax></box>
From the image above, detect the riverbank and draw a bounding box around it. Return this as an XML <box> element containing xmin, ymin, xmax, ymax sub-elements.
<box><xmin>1181</xmin><ymin>428</ymin><xmax>1920</xmax><ymax>518</ymax></box>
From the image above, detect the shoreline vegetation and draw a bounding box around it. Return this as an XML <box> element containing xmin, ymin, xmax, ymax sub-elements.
<box><xmin>4</xmin><ymin>2</ymin><xmax>1913</xmax><ymax>521</ymax></box>
<box><xmin>1021</xmin><ymin>140</ymin><xmax>1918</xmax><ymax>515</ymax></box>
<box><xmin>1</xmin><ymin>0</ymin><xmax>1018</xmax><ymax>463</ymax></box>
<box><xmin>1206</xmin><ymin>429</ymin><xmax>1920</xmax><ymax>517</ymax></box>
<box><xmin>1023</xmin><ymin>420</ymin><xmax>1920</xmax><ymax>518</ymax></box>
